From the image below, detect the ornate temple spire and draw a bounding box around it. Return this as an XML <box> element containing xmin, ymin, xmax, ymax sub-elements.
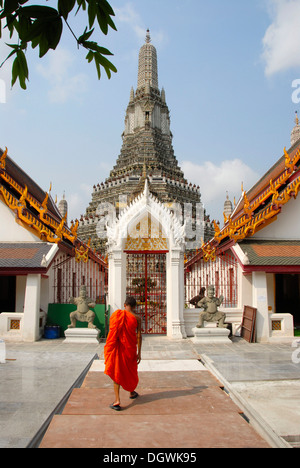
<box><xmin>291</xmin><ymin>111</ymin><xmax>300</xmax><ymax>146</ymax></box>
<box><xmin>145</xmin><ymin>29</ymin><xmax>151</xmax><ymax>43</ymax></box>
<box><xmin>129</xmin><ymin>86</ymin><xmax>135</xmax><ymax>103</ymax></box>
<box><xmin>223</xmin><ymin>192</ymin><xmax>233</xmax><ymax>218</ymax></box>
<box><xmin>137</xmin><ymin>29</ymin><xmax>159</xmax><ymax>90</ymax></box>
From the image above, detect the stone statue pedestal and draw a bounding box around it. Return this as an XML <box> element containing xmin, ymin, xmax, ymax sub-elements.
<box><xmin>64</xmin><ymin>327</ymin><xmax>100</xmax><ymax>344</ymax></box>
<box><xmin>191</xmin><ymin>324</ymin><xmax>231</xmax><ymax>344</ymax></box>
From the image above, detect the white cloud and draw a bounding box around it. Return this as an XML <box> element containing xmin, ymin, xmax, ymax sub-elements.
<box><xmin>36</xmin><ymin>48</ymin><xmax>88</xmax><ymax>103</ymax></box>
<box><xmin>115</xmin><ymin>2</ymin><xmax>168</xmax><ymax>46</ymax></box>
<box><xmin>181</xmin><ymin>159</ymin><xmax>259</xmax><ymax>222</ymax></box>
<box><xmin>262</xmin><ymin>0</ymin><xmax>300</xmax><ymax>76</ymax></box>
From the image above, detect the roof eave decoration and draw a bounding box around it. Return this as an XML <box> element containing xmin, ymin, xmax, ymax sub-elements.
<box><xmin>0</xmin><ymin>152</ymin><xmax>78</xmax><ymax>244</ymax></box>
<box><xmin>0</xmin><ymin>148</ymin><xmax>108</xmax><ymax>269</ymax></box>
<box><xmin>0</xmin><ymin>147</ymin><xmax>7</xmax><ymax>170</ymax></box>
<box><xmin>185</xmin><ymin>146</ymin><xmax>300</xmax><ymax>269</ymax></box>
<box><xmin>74</xmin><ymin>238</ymin><xmax>108</xmax><ymax>266</ymax></box>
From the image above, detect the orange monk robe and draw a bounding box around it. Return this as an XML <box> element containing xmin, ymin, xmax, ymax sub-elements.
<box><xmin>104</xmin><ymin>309</ymin><xmax>139</xmax><ymax>393</ymax></box>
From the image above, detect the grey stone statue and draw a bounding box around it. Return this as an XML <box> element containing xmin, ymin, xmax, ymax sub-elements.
<box><xmin>68</xmin><ymin>285</ymin><xmax>96</xmax><ymax>329</ymax></box>
<box><xmin>196</xmin><ymin>285</ymin><xmax>227</xmax><ymax>328</ymax></box>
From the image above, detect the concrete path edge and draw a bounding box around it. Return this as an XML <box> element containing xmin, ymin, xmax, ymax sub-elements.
<box><xmin>200</xmin><ymin>354</ymin><xmax>292</xmax><ymax>449</ymax></box>
<box><xmin>26</xmin><ymin>353</ymin><xmax>99</xmax><ymax>448</ymax></box>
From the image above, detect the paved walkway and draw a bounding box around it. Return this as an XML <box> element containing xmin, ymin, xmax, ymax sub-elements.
<box><xmin>1</xmin><ymin>336</ymin><xmax>300</xmax><ymax>448</ymax></box>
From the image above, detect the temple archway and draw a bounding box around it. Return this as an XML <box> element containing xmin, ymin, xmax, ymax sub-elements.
<box><xmin>107</xmin><ymin>181</ymin><xmax>186</xmax><ymax>339</ymax></box>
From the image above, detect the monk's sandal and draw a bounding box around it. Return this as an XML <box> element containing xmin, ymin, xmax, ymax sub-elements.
<box><xmin>110</xmin><ymin>404</ymin><xmax>122</xmax><ymax>411</ymax></box>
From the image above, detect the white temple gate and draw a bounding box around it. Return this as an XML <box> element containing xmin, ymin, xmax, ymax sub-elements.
<box><xmin>107</xmin><ymin>181</ymin><xmax>186</xmax><ymax>339</ymax></box>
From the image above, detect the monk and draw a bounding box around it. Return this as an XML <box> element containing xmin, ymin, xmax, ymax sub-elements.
<box><xmin>104</xmin><ymin>296</ymin><xmax>142</xmax><ymax>411</ymax></box>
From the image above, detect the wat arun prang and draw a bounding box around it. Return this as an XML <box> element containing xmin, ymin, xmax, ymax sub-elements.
<box><xmin>78</xmin><ymin>31</ymin><xmax>214</xmax><ymax>254</ymax></box>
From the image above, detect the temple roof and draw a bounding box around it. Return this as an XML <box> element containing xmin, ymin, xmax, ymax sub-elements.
<box><xmin>185</xmin><ymin>138</ymin><xmax>300</xmax><ymax>268</ymax></box>
<box><xmin>0</xmin><ymin>147</ymin><xmax>107</xmax><ymax>268</ymax></box>
<box><xmin>0</xmin><ymin>242</ymin><xmax>55</xmax><ymax>271</ymax></box>
<box><xmin>1</xmin><ymin>148</ymin><xmax>61</xmax><ymax>220</ymax></box>
<box><xmin>237</xmin><ymin>240</ymin><xmax>300</xmax><ymax>267</ymax></box>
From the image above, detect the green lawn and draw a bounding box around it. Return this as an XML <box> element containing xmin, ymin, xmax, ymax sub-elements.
<box><xmin>294</xmin><ymin>329</ymin><xmax>300</xmax><ymax>337</ymax></box>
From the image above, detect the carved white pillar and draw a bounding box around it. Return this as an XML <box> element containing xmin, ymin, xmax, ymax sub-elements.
<box><xmin>252</xmin><ymin>271</ymin><xmax>270</xmax><ymax>342</ymax></box>
<box><xmin>167</xmin><ymin>249</ymin><xmax>186</xmax><ymax>339</ymax></box>
<box><xmin>108</xmin><ymin>249</ymin><xmax>126</xmax><ymax>313</ymax></box>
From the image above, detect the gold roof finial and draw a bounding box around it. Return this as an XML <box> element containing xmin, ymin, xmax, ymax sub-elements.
<box><xmin>295</xmin><ymin>111</ymin><xmax>299</xmax><ymax>126</ymax></box>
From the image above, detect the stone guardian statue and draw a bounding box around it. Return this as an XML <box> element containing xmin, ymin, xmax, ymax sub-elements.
<box><xmin>68</xmin><ymin>285</ymin><xmax>97</xmax><ymax>329</ymax></box>
<box><xmin>196</xmin><ymin>285</ymin><xmax>227</xmax><ymax>328</ymax></box>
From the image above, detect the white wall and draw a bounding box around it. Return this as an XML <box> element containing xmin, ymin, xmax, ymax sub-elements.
<box><xmin>0</xmin><ymin>201</ymin><xmax>39</xmax><ymax>242</ymax></box>
<box><xmin>253</xmin><ymin>197</ymin><xmax>300</xmax><ymax>240</ymax></box>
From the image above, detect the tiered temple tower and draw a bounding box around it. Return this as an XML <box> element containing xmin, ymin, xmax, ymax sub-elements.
<box><xmin>78</xmin><ymin>30</ymin><xmax>213</xmax><ymax>253</ymax></box>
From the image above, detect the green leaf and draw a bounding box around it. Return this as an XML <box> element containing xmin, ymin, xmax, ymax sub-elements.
<box><xmin>96</xmin><ymin>7</ymin><xmax>108</xmax><ymax>35</ymax></box>
<box><xmin>99</xmin><ymin>0</ymin><xmax>115</xmax><ymax>17</ymax></box>
<box><xmin>96</xmin><ymin>53</ymin><xmax>117</xmax><ymax>73</ymax></box>
<box><xmin>106</xmin><ymin>13</ymin><xmax>117</xmax><ymax>32</ymax></box>
<box><xmin>11</xmin><ymin>55</ymin><xmax>19</xmax><ymax>86</ymax></box>
<box><xmin>96</xmin><ymin>46</ymin><xmax>113</xmax><ymax>55</ymax></box>
<box><xmin>21</xmin><ymin>18</ymin><xmax>46</xmax><ymax>42</ymax></box>
<box><xmin>22</xmin><ymin>16</ymin><xmax>63</xmax><ymax>57</ymax></box>
<box><xmin>78</xmin><ymin>26</ymin><xmax>94</xmax><ymax>43</ymax></box>
<box><xmin>3</xmin><ymin>0</ymin><xmax>19</xmax><ymax>16</ymax></box>
<box><xmin>85</xmin><ymin>50</ymin><xmax>94</xmax><ymax>63</ymax></box>
<box><xmin>20</xmin><ymin>5</ymin><xmax>59</xmax><ymax>19</ymax></box>
<box><xmin>2</xmin><ymin>44</ymin><xmax>17</xmax><ymax>61</ymax></box>
<box><xmin>31</xmin><ymin>35</ymin><xmax>40</xmax><ymax>49</ymax></box>
<box><xmin>45</xmin><ymin>17</ymin><xmax>63</xmax><ymax>50</ymax></box>
<box><xmin>95</xmin><ymin>57</ymin><xmax>101</xmax><ymax>79</ymax></box>
<box><xmin>96</xmin><ymin>2</ymin><xmax>117</xmax><ymax>33</ymax></box>
<box><xmin>88</xmin><ymin>0</ymin><xmax>96</xmax><ymax>28</ymax></box>
<box><xmin>58</xmin><ymin>0</ymin><xmax>76</xmax><ymax>20</ymax></box>
<box><xmin>81</xmin><ymin>40</ymin><xmax>113</xmax><ymax>55</ymax></box>
<box><xmin>15</xmin><ymin>14</ymin><xmax>31</xmax><ymax>41</ymax></box>
<box><xmin>16</xmin><ymin>49</ymin><xmax>28</xmax><ymax>79</ymax></box>
<box><xmin>75</xmin><ymin>0</ymin><xmax>86</xmax><ymax>14</ymax></box>
<box><xmin>38</xmin><ymin>32</ymin><xmax>49</xmax><ymax>58</ymax></box>
<box><xmin>2</xmin><ymin>0</ymin><xmax>117</xmax><ymax>89</ymax></box>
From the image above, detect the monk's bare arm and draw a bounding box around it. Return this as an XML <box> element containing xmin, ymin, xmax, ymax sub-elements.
<box><xmin>136</xmin><ymin>317</ymin><xmax>142</xmax><ymax>364</ymax></box>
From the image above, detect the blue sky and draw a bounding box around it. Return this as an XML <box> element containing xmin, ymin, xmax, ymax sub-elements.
<box><xmin>1</xmin><ymin>0</ymin><xmax>300</xmax><ymax>224</ymax></box>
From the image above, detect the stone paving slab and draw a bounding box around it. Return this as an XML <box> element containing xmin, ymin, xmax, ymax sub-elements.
<box><xmin>62</xmin><ymin>386</ymin><xmax>241</xmax><ymax>416</ymax></box>
<box><xmin>90</xmin><ymin>359</ymin><xmax>206</xmax><ymax>372</ymax></box>
<box><xmin>2</xmin><ymin>338</ymin><xmax>298</xmax><ymax>448</ymax></box>
<box><xmin>39</xmin><ymin>413</ymin><xmax>269</xmax><ymax>449</ymax></box>
<box><xmin>39</xmin><ymin>363</ymin><xmax>270</xmax><ymax>449</ymax></box>
<box><xmin>82</xmin><ymin>369</ymin><xmax>222</xmax><ymax>389</ymax></box>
